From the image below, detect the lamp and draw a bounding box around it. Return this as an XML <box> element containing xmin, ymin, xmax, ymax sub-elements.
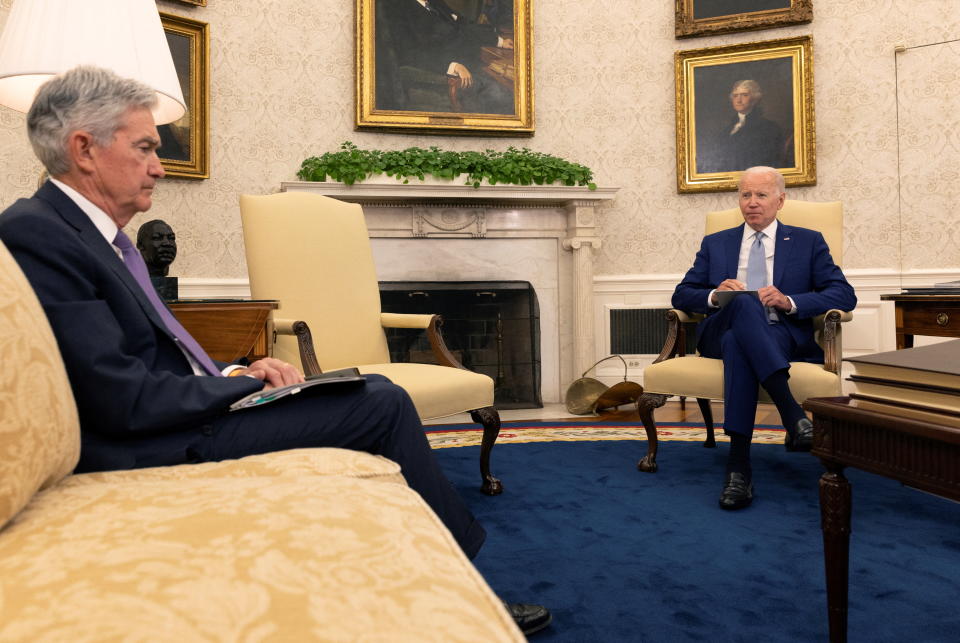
<box><xmin>0</xmin><ymin>0</ymin><xmax>185</xmax><ymax>125</ymax></box>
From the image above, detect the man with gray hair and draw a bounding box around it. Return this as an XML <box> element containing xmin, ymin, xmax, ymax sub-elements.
<box><xmin>698</xmin><ymin>79</ymin><xmax>788</xmax><ymax>173</ymax></box>
<box><xmin>0</xmin><ymin>65</ymin><xmax>550</xmax><ymax>635</ymax></box>
<box><xmin>672</xmin><ymin>166</ymin><xmax>856</xmax><ymax>509</ymax></box>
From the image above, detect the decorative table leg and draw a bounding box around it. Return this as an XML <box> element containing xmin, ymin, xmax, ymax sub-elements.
<box><xmin>471</xmin><ymin>406</ymin><xmax>503</xmax><ymax>496</ymax></box>
<box><xmin>636</xmin><ymin>392</ymin><xmax>667</xmax><ymax>473</ymax></box>
<box><xmin>819</xmin><ymin>467</ymin><xmax>851</xmax><ymax>643</ymax></box>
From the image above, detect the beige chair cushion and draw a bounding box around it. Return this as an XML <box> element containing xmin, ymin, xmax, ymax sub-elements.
<box><xmin>240</xmin><ymin>192</ymin><xmax>496</xmax><ymax>418</ymax></box>
<box><xmin>240</xmin><ymin>192</ymin><xmax>391</xmax><ymax>371</ymax></box>
<box><xmin>706</xmin><ymin>200</ymin><xmax>843</xmax><ymax>265</ymax></box>
<box><xmin>0</xmin><ymin>241</ymin><xmax>80</xmax><ymax>528</ymax></box>
<box><xmin>59</xmin><ymin>448</ymin><xmax>406</xmax><ymax>488</ymax></box>
<box><xmin>0</xmin><ymin>475</ymin><xmax>522</xmax><ymax>641</ymax></box>
<box><xmin>643</xmin><ymin>356</ymin><xmax>841</xmax><ymax>404</ymax></box>
<box><xmin>358</xmin><ymin>363</ymin><xmax>494</xmax><ymax>420</ymax></box>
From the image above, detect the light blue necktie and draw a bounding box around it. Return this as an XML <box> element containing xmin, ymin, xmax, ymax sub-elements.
<box><xmin>746</xmin><ymin>231</ymin><xmax>766</xmax><ymax>290</ymax></box>
<box><xmin>746</xmin><ymin>231</ymin><xmax>778</xmax><ymax>323</ymax></box>
<box><xmin>113</xmin><ymin>230</ymin><xmax>222</xmax><ymax>376</ymax></box>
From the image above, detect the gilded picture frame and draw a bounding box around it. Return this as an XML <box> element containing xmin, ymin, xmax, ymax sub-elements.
<box><xmin>356</xmin><ymin>0</ymin><xmax>534</xmax><ymax>135</ymax></box>
<box><xmin>159</xmin><ymin>13</ymin><xmax>209</xmax><ymax>179</ymax></box>
<box><xmin>675</xmin><ymin>0</ymin><xmax>812</xmax><ymax>39</ymax></box>
<box><xmin>166</xmin><ymin>0</ymin><xmax>206</xmax><ymax>7</ymax></box>
<box><xmin>675</xmin><ymin>35</ymin><xmax>815</xmax><ymax>194</ymax></box>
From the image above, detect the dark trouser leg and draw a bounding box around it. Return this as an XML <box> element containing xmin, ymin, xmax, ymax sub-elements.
<box><xmin>200</xmin><ymin>374</ymin><xmax>486</xmax><ymax>558</ymax></box>
<box><xmin>699</xmin><ymin>296</ymin><xmax>792</xmax><ymax>437</ymax></box>
<box><xmin>761</xmin><ymin>369</ymin><xmax>807</xmax><ymax>433</ymax></box>
<box><xmin>460</xmin><ymin>71</ymin><xmax>514</xmax><ymax>114</ymax></box>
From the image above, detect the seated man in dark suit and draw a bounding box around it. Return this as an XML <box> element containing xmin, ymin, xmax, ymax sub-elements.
<box><xmin>376</xmin><ymin>0</ymin><xmax>513</xmax><ymax>114</ymax></box>
<box><xmin>672</xmin><ymin>166</ymin><xmax>856</xmax><ymax>510</ymax></box>
<box><xmin>0</xmin><ymin>66</ymin><xmax>549</xmax><ymax>636</ymax></box>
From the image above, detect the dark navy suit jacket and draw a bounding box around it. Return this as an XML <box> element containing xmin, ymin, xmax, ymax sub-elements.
<box><xmin>672</xmin><ymin>221</ymin><xmax>857</xmax><ymax>363</ymax></box>
<box><xmin>0</xmin><ymin>181</ymin><xmax>262</xmax><ymax>469</ymax></box>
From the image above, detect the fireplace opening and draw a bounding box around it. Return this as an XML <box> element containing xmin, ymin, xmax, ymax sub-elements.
<box><xmin>379</xmin><ymin>281</ymin><xmax>542</xmax><ymax>410</ymax></box>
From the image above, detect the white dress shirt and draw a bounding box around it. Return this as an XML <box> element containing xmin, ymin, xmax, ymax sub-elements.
<box><xmin>708</xmin><ymin>219</ymin><xmax>797</xmax><ymax>314</ymax></box>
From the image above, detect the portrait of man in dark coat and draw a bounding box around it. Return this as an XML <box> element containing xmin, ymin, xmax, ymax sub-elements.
<box><xmin>374</xmin><ymin>0</ymin><xmax>515</xmax><ymax>115</ymax></box>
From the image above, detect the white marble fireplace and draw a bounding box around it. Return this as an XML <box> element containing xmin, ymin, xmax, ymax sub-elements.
<box><xmin>281</xmin><ymin>181</ymin><xmax>618</xmax><ymax>403</ymax></box>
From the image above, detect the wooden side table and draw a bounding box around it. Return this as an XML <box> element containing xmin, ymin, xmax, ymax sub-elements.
<box><xmin>880</xmin><ymin>293</ymin><xmax>960</xmax><ymax>349</ymax></box>
<box><xmin>169</xmin><ymin>299</ymin><xmax>278</xmax><ymax>363</ymax></box>
<box><xmin>805</xmin><ymin>396</ymin><xmax>960</xmax><ymax>642</ymax></box>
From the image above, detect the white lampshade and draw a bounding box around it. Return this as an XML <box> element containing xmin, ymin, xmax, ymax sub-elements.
<box><xmin>0</xmin><ymin>0</ymin><xmax>186</xmax><ymax>124</ymax></box>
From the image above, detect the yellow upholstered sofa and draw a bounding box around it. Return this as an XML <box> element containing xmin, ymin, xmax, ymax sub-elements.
<box><xmin>0</xmin><ymin>240</ymin><xmax>522</xmax><ymax>641</ymax></box>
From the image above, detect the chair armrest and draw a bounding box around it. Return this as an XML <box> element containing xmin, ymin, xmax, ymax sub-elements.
<box><xmin>652</xmin><ymin>309</ymin><xmax>703</xmax><ymax>364</ymax></box>
<box><xmin>381</xmin><ymin>313</ymin><xmax>466</xmax><ymax>370</ymax></box>
<box><xmin>669</xmin><ymin>309</ymin><xmax>705</xmax><ymax>325</ymax></box>
<box><xmin>814</xmin><ymin>309</ymin><xmax>853</xmax><ymax>375</ymax></box>
<box><xmin>273</xmin><ymin>317</ymin><xmax>322</xmax><ymax>377</ymax></box>
<box><xmin>380</xmin><ymin>313</ymin><xmax>434</xmax><ymax>329</ymax></box>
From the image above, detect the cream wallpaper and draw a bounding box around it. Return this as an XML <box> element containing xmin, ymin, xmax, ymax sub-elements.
<box><xmin>0</xmin><ymin>0</ymin><xmax>957</xmax><ymax>280</ymax></box>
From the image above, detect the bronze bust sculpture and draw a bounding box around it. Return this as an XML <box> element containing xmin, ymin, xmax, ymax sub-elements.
<box><xmin>137</xmin><ymin>219</ymin><xmax>178</xmax><ymax>300</ymax></box>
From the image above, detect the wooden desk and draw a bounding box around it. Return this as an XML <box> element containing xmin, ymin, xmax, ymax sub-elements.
<box><xmin>169</xmin><ymin>300</ymin><xmax>278</xmax><ymax>363</ymax></box>
<box><xmin>880</xmin><ymin>293</ymin><xmax>960</xmax><ymax>349</ymax></box>
<box><xmin>804</xmin><ymin>396</ymin><xmax>960</xmax><ymax>643</ymax></box>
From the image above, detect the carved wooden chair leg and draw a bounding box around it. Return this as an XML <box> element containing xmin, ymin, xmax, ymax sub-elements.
<box><xmin>636</xmin><ymin>392</ymin><xmax>668</xmax><ymax>473</ymax></box>
<box><xmin>470</xmin><ymin>406</ymin><xmax>503</xmax><ymax>496</ymax></box>
<box><xmin>696</xmin><ymin>398</ymin><xmax>716</xmax><ymax>448</ymax></box>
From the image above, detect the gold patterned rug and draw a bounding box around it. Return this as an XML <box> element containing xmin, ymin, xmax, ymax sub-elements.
<box><xmin>425</xmin><ymin>421</ymin><xmax>787</xmax><ymax>449</ymax></box>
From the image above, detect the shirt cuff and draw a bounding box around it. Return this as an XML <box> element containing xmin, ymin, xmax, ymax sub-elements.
<box><xmin>786</xmin><ymin>296</ymin><xmax>798</xmax><ymax>315</ymax></box>
<box><xmin>222</xmin><ymin>364</ymin><xmax>246</xmax><ymax>377</ymax></box>
<box><xmin>708</xmin><ymin>289</ymin><xmax>719</xmax><ymax>308</ymax></box>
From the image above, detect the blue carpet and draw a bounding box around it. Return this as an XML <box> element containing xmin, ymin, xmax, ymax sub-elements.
<box><xmin>431</xmin><ymin>425</ymin><xmax>960</xmax><ymax>642</ymax></box>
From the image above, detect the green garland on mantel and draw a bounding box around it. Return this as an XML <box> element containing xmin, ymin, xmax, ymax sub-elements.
<box><xmin>297</xmin><ymin>141</ymin><xmax>597</xmax><ymax>190</ymax></box>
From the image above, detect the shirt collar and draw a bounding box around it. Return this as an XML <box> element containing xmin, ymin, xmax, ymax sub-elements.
<box><xmin>49</xmin><ymin>177</ymin><xmax>120</xmax><ymax>246</ymax></box>
<box><xmin>742</xmin><ymin>218</ymin><xmax>778</xmax><ymax>242</ymax></box>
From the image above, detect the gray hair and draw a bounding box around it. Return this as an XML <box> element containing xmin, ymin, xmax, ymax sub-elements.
<box><xmin>740</xmin><ymin>166</ymin><xmax>785</xmax><ymax>193</ymax></box>
<box><xmin>730</xmin><ymin>79</ymin><xmax>763</xmax><ymax>100</ymax></box>
<box><xmin>27</xmin><ymin>66</ymin><xmax>157</xmax><ymax>176</ymax></box>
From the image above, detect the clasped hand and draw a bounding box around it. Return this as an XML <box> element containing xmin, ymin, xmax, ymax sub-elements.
<box><xmin>713</xmin><ymin>279</ymin><xmax>790</xmax><ymax>310</ymax></box>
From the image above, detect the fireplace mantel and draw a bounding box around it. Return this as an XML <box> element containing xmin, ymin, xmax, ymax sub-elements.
<box><xmin>280</xmin><ymin>180</ymin><xmax>619</xmax><ymax>398</ymax></box>
<box><xmin>280</xmin><ymin>180</ymin><xmax>617</xmax><ymax>206</ymax></box>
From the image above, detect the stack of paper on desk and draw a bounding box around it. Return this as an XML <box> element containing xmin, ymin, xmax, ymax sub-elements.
<box><xmin>845</xmin><ymin>341</ymin><xmax>960</xmax><ymax>420</ymax></box>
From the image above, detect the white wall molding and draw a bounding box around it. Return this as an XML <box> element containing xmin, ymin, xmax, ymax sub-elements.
<box><xmin>178</xmin><ymin>278</ymin><xmax>251</xmax><ymax>300</ymax></box>
<box><xmin>181</xmin><ymin>268</ymin><xmax>960</xmax><ymax>393</ymax></box>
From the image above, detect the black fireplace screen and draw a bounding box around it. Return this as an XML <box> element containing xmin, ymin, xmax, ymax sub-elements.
<box><xmin>379</xmin><ymin>281</ymin><xmax>542</xmax><ymax>409</ymax></box>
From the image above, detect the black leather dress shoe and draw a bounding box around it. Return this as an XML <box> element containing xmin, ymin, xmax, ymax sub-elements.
<box><xmin>718</xmin><ymin>472</ymin><xmax>754</xmax><ymax>510</ymax></box>
<box><xmin>505</xmin><ymin>602</ymin><xmax>552</xmax><ymax>636</ymax></box>
<box><xmin>785</xmin><ymin>417</ymin><xmax>814</xmax><ymax>452</ymax></box>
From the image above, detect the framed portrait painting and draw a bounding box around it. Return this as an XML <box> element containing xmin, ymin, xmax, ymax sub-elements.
<box><xmin>675</xmin><ymin>0</ymin><xmax>812</xmax><ymax>39</ymax></box>
<box><xmin>675</xmin><ymin>35</ymin><xmax>815</xmax><ymax>193</ymax></box>
<box><xmin>355</xmin><ymin>0</ymin><xmax>534</xmax><ymax>135</ymax></box>
<box><xmin>159</xmin><ymin>13</ymin><xmax>209</xmax><ymax>179</ymax></box>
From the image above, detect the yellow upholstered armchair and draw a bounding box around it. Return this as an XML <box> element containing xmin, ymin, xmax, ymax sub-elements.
<box><xmin>636</xmin><ymin>200</ymin><xmax>854</xmax><ymax>472</ymax></box>
<box><xmin>239</xmin><ymin>192</ymin><xmax>503</xmax><ymax>495</ymax></box>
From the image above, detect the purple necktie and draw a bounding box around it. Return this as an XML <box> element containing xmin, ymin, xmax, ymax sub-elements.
<box><xmin>113</xmin><ymin>230</ymin><xmax>222</xmax><ymax>376</ymax></box>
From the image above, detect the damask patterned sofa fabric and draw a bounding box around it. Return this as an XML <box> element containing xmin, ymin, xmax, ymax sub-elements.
<box><xmin>0</xmin><ymin>237</ymin><xmax>522</xmax><ymax>640</ymax></box>
<box><xmin>0</xmin><ymin>240</ymin><xmax>80</xmax><ymax>528</ymax></box>
<box><xmin>0</xmin><ymin>475</ymin><xmax>522</xmax><ymax>640</ymax></box>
